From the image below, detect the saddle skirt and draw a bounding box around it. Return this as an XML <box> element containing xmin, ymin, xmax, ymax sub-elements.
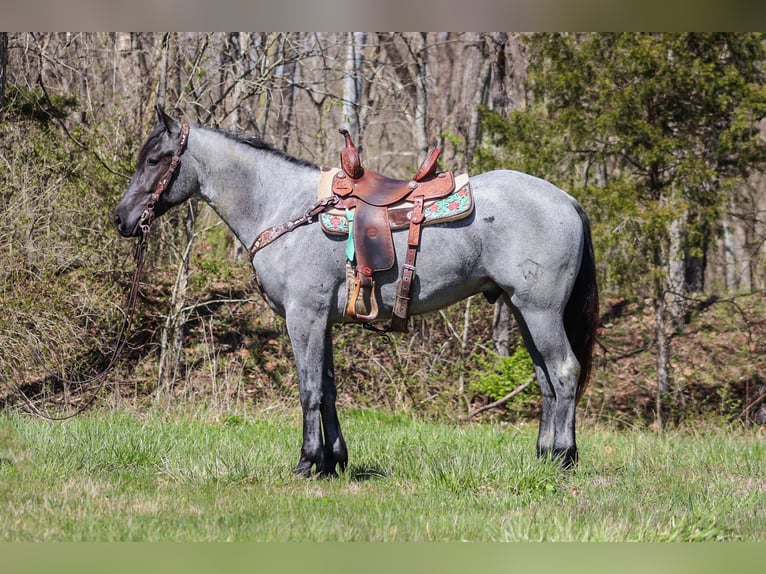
<box><xmin>317</xmin><ymin>168</ymin><xmax>473</xmax><ymax>236</ymax></box>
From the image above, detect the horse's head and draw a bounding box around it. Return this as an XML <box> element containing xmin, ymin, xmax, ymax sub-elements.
<box><xmin>114</xmin><ymin>105</ymin><xmax>197</xmax><ymax>237</ymax></box>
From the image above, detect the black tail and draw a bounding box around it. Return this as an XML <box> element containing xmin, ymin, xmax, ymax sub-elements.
<box><xmin>564</xmin><ymin>203</ymin><xmax>600</xmax><ymax>403</ymax></box>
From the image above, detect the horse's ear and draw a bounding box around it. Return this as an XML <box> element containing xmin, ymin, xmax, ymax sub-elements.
<box><xmin>155</xmin><ymin>104</ymin><xmax>175</xmax><ymax>133</ymax></box>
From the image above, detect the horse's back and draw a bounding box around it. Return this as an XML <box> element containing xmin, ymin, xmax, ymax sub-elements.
<box><xmin>456</xmin><ymin>169</ymin><xmax>585</xmax><ymax>265</ymax></box>
<box><xmin>472</xmin><ymin>169</ymin><xmax>583</xmax><ymax>228</ymax></box>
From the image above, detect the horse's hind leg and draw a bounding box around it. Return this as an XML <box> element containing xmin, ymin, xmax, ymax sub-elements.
<box><xmin>512</xmin><ymin>304</ymin><xmax>580</xmax><ymax>468</ymax></box>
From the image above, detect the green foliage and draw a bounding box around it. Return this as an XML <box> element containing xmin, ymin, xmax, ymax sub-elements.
<box><xmin>1</xmin><ymin>84</ymin><xmax>77</xmax><ymax>124</ymax></box>
<box><xmin>471</xmin><ymin>343</ymin><xmax>536</xmax><ymax>406</ymax></box>
<box><xmin>472</xmin><ymin>105</ymin><xmax>570</xmax><ymax>181</ymax></box>
<box><xmin>0</xmin><ymin>86</ymin><xmax>132</xmax><ymax>394</ymax></box>
<box><xmin>478</xmin><ymin>33</ymin><xmax>766</xmax><ymax>300</ymax></box>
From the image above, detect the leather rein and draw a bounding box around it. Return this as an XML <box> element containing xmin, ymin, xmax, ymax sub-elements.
<box><xmin>6</xmin><ymin>123</ymin><xmax>190</xmax><ymax>420</ymax></box>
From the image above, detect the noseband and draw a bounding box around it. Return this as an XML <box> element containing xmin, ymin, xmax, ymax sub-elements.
<box><xmin>139</xmin><ymin>122</ymin><xmax>190</xmax><ymax>236</ymax></box>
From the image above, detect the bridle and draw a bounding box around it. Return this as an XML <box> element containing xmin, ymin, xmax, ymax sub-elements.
<box><xmin>139</xmin><ymin>122</ymin><xmax>191</xmax><ymax>237</ymax></box>
<box><xmin>4</xmin><ymin>123</ymin><xmax>190</xmax><ymax>420</ymax></box>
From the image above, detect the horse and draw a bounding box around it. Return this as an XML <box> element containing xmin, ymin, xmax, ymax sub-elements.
<box><xmin>115</xmin><ymin>106</ymin><xmax>599</xmax><ymax>476</ymax></box>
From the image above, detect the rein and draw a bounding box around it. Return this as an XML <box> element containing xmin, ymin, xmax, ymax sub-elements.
<box><xmin>5</xmin><ymin>123</ymin><xmax>190</xmax><ymax>420</ymax></box>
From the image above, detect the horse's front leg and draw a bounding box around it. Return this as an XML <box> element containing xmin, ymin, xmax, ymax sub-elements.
<box><xmin>286</xmin><ymin>311</ymin><xmax>347</xmax><ymax>477</ymax></box>
<box><xmin>319</xmin><ymin>335</ymin><xmax>348</xmax><ymax>475</ymax></box>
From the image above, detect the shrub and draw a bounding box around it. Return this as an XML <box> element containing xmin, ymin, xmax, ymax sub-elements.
<box><xmin>470</xmin><ymin>343</ymin><xmax>538</xmax><ymax>414</ymax></box>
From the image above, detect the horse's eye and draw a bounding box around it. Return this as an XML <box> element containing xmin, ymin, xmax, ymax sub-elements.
<box><xmin>147</xmin><ymin>156</ymin><xmax>160</xmax><ymax>167</ymax></box>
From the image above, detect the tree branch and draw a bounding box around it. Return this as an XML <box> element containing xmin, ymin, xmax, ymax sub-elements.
<box><xmin>461</xmin><ymin>376</ymin><xmax>534</xmax><ymax>421</ymax></box>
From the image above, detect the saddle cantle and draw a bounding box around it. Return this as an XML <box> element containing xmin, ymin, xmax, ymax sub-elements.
<box><xmin>325</xmin><ymin>129</ymin><xmax>472</xmax><ymax>332</ymax></box>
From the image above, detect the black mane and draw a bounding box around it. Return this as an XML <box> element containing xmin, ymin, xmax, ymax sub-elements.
<box><xmin>220</xmin><ymin>130</ymin><xmax>318</xmax><ymax>169</ymax></box>
<box><xmin>138</xmin><ymin>122</ymin><xmax>319</xmax><ymax>170</ymax></box>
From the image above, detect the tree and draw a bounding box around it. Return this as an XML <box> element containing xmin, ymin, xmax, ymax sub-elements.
<box><xmin>477</xmin><ymin>33</ymin><xmax>766</xmax><ymax>424</ymax></box>
<box><xmin>0</xmin><ymin>33</ymin><xmax>8</xmax><ymax>114</ymax></box>
<box><xmin>342</xmin><ymin>32</ymin><xmax>366</xmax><ymax>143</ymax></box>
<box><xmin>378</xmin><ymin>32</ymin><xmax>432</xmax><ymax>157</ymax></box>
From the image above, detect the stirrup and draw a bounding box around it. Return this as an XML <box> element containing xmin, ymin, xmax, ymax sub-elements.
<box><xmin>347</xmin><ymin>275</ymin><xmax>379</xmax><ymax>322</ymax></box>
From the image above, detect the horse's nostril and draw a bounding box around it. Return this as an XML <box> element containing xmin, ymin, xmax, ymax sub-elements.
<box><xmin>114</xmin><ymin>214</ymin><xmax>122</xmax><ymax>229</ymax></box>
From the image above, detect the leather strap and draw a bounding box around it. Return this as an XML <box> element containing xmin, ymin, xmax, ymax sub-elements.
<box><xmin>390</xmin><ymin>195</ymin><xmax>425</xmax><ymax>333</ymax></box>
<box><xmin>139</xmin><ymin>122</ymin><xmax>190</xmax><ymax>234</ymax></box>
<box><xmin>250</xmin><ymin>195</ymin><xmax>338</xmax><ymax>259</ymax></box>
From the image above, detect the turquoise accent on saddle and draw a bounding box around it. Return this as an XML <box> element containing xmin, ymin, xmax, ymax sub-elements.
<box><xmin>345</xmin><ymin>209</ymin><xmax>355</xmax><ymax>261</ymax></box>
<box><xmin>319</xmin><ymin>178</ymin><xmax>473</xmax><ymax>236</ymax></box>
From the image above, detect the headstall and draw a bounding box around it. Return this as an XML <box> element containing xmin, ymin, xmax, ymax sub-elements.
<box><xmin>139</xmin><ymin>122</ymin><xmax>190</xmax><ymax>236</ymax></box>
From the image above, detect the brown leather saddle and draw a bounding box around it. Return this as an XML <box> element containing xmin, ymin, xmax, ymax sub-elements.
<box><xmin>250</xmin><ymin>129</ymin><xmax>471</xmax><ymax>333</ymax></box>
<box><xmin>332</xmin><ymin>130</ymin><xmax>456</xmax><ymax>332</ymax></box>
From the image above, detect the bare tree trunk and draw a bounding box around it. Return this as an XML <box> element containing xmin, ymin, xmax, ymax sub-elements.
<box><xmin>167</xmin><ymin>33</ymin><xmax>181</xmax><ymax>111</ymax></box>
<box><xmin>278</xmin><ymin>34</ymin><xmax>300</xmax><ymax>152</ymax></box>
<box><xmin>255</xmin><ymin>32</ymin><xmax>280</xmax><ymax>137</ymax></box>
<box><xmin>380</xmin><ymin>32</ymin><xmax>430</xmax><ymax>158</ymax></box>
<box><xmin>155</xmin><ymin>33</ymin><xmax>170</xmax><ymax>109</ymax></box>
<box><xmin>667</xmin><ymin>213</ymin><xmax>687</xmax><ymax>326</ymax></box>
<box><xmin>0</xmin><ymin>33</ymin><xmax>8</xmax><ymax>116</ymax></box>
<box><xmin>722</xmin><ymin>203</ymin><xmax>740</xmax><ymax>292</ymax></box>
<box><xmin>465</xmin><ymin>33</ymin><xmax>491</xmax><ymax>169</ymax></box>
<box><xmin>489</xmin><ymin>32</ymin><xmax>510</xmax><ymax>113</ymax></box>
<box><xmin>114</xmin><ymin>33</ymin><xmax>133</xmax><ymax>101</ymax></box>
<box><xmin>412</xmin><ymin>32</ymin><xmax>430</xmax><ymax>157</ymax></box>
<box><xmin>653</xmin><ymin>250</ymin><xmax>670</xmax><ymax>430</ymax></box>
<box><xmin>492</xmin><ymin>300</ymin><xmax>512</xmax><ymax>356</ymax></box>
<box><xmin>342</xmin><ymin>32</ymin><xmax>366</xmax><ymax>144</ymax></box>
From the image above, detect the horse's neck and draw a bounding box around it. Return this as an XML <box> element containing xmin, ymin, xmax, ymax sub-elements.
<box><xmin>193</xmin><ymin>129</ymin><xmax>319</xmax><ymax>249</ymax></box>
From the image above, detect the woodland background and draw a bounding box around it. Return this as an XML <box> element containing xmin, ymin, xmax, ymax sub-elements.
<box><xmin>1</xmin><ymin>32</ymin><xmax>766</xmax><ymax>428</ymax></box>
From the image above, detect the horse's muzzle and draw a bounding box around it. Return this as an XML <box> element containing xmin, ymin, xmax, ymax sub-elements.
<box><xmin>114</xmin><ymin>212</ymin><xmax>140</xmax><ymax>237</ymax></box>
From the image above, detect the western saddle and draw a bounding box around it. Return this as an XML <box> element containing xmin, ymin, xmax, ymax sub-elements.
<box><xmin>331</xmin><ymin>130</ymin><xmax>456</xmax><ymax>332</ymax></box>
<box><xmin>250</xmin><ymin>129</ymin><xmax>471</xmax><ymax>333</ymax></box>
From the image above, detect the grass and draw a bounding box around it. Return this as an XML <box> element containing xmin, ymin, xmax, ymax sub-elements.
<box><xmin>0</xmin><ymin>407</ymin><xmax>764</xmax><ymax>541</ymax></box>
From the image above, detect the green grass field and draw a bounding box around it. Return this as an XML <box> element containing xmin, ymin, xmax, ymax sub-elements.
<box><xmin>0</xmin><ymin>407</ymin><xmax>763</xmax><ymax>541</ymax></box>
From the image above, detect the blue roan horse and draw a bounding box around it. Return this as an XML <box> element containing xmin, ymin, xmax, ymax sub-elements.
<box><xmin>115</xmin><ymin>106</ymin><xmax>599</xmax><ymax>476</ymax></box>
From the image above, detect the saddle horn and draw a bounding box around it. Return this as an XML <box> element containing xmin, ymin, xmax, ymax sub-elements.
<box><xmin>339</xmin><ymin>129</ymin><xmax>364</xmax><ymax>179</ymax></box>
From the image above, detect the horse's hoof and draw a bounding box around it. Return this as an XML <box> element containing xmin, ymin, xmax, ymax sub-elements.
<box><xmin>293</xmin><ymin>461</ymin><xmax>315</xmax><ymax>478</ymax></box>
<box><xmin>557</xmin><ymin>447</ymin><xmax>578</xmax><ymax>470</ymax></box>
<box><xmin>537</xmin><ymin>446</ymin><xmax>578</xmax><ymax>470</ymax></box>
<box><xmin>320</xmin><ymin>468</ymin><xmax>339</xmax><ymax>479</ymax></box>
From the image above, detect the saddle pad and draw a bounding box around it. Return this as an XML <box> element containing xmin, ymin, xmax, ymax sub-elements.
<box><xmin>318</xmin><ymin>169</ymin><xmax>473</xmax><ymax>236</ymax></box>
